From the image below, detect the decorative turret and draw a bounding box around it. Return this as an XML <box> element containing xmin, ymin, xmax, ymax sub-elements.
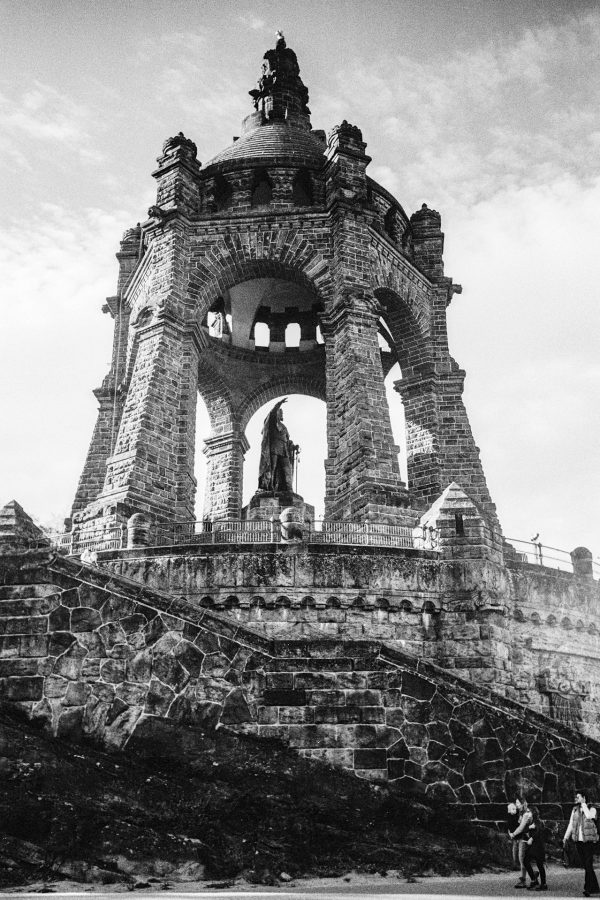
<box><xmin>246</xmin><ymin>31</ymin><xmax>311</xmax><ymax>131</ymax></box>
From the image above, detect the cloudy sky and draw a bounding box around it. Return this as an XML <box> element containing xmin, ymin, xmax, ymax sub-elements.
<box><xmin>1</xmin><ymin>0</ymin><xmax>598</xmax><ymax>557</ymax></box>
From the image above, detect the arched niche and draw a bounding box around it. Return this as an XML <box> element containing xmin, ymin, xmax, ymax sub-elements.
<box><xmin>242</xmin><ymin>393</ymin><xmax>327</xmax><ymax>518</ymax></box>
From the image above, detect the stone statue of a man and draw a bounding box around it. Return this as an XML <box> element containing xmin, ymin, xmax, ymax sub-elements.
<box><xmin>258</xmin><ymin>399</ymin><xmax>299</xmax><ymax>493</ymax></box>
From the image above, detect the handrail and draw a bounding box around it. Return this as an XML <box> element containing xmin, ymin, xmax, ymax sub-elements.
<box><xmin>505</xmin><ymin>537</ymin><xmax>599</xmax><ymax>577</ymax></box>
<box><xmin>48</xmin><ymin>518</ymin><xmax>439</xmax><ymax>555</ymax></box>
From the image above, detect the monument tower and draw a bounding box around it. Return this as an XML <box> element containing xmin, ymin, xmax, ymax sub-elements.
<box><xmin>1</xmin><ymin>34</ymin><xmax>598</xmax><ymax>804</ymax></box>
<box><xmin>70</xmin><ymin>32</ymin><xmax>498</xmax><ymax>541</ymax></box>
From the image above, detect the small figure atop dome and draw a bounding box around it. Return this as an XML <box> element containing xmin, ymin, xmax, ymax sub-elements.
<box><xmin>248</xmin><ymin>32</ymin><xmax>310</xmax><ymax>118</ymax></box>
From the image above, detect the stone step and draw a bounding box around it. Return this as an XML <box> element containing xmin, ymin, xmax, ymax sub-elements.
<box><xmin>0</xmin><ymin>596</ymin><xmax>57</xmax><ymax>617</ymax></box>
<box><xmin>264</xmin><ymin>656</ymin><xmax>373</xmax><ymax>672</ymax></box>
<box><xmin>0</xmin><ymin>584</ymin><xmax>57</xmax><ymax>600</ymax></box>
<box><xmin>257</xmin><ymin>704</ymin><xmax>385</xmax><ymax>725</ymax></box>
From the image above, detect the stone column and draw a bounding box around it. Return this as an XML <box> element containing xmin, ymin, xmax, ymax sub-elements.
<box><xmin>203</xmin><ymin>431</ymin><xmax>250</xmax><ymax>521</ymax></box>
<box><xmin>396</xmin><ymin>368</ymin><xmax>498</xmax><ymax>528</ymax></box>
<box><xmin>99</xmin><ymin>315</ymin><xmax>201</xmax><ymax>523</ymax></box>
<box><xmin>70</xmin><ymin>229</ymin><xmax>138</xmax><ymax>519</ymax></box>
<box><xmin>571</xmin><ymin>547</ymin><xmax>593</xmax><ymax>577</ymax></box>
<box><xmin>322</xmin><ymin>295</ymin><xmax>409</xmax><ymax>523</ymax></box>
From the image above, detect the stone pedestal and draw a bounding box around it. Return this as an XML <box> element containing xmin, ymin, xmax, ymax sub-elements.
<box><xmin>244</xmin><ymin>491</ymin><xmax>314</xmax><ymax>531</ymax></box>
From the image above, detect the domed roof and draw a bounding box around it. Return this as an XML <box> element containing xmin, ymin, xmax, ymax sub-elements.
<box><xmin>205</xmin><ymin>33</ymin><xmax>326</xmax><ymax>170</ymax></box>
<box><xmin>206</xmin><ymin>123</ymin><xmax>326</xmax><ymax>168</ymax></box>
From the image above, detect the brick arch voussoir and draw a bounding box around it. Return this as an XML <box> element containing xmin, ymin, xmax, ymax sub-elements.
<box><xmin>197</xmin><ymin>358</ymin><xmax>236</xmax><ymax>436</ymax></box>
<box><xmin>240</xmin><ymin>375</ymin><xmax>326</xmax><ymax>433</ymax></box>
<box><xmin>187</xmin><ymin>236</ymin><xmax>332</xmax><ymax>322</ymax></box>
<box><xmin>374</xmin><ymin>281</ymin><xmax>432</xmax><ymax>376</ymax></box>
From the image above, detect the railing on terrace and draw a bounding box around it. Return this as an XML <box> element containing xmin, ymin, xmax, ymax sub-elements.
<box><xmin>45</xmin><ymin>524</ymin><xmax>597</xmax><ymax>577</ymax></box>
<box><xmin>505</xmin><ymin>537</ymin><xmax>600</xmax><ymax>578</ymax></box>
<box><xmin>54</xmin><ymin>525</ymin><xmax>126</xmax><ymax>556</ymax></box>
<box><xmin>47</xmin><ymin>519</ymin><xmax>439</xmax><ymax>555</ymax></box>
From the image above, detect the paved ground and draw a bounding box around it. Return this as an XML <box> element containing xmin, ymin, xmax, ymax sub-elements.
<box><xmin>1</xmin><ymin>863</ymin><xmax>595</xmax><ymax>898</ymax></box>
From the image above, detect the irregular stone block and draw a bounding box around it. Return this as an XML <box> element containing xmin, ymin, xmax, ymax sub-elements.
<box><xmin>402</xmin><ymin>697</ymin><xmax>431</xmax><ymax>723</ymax></box>
<box><xmin>220</xmin><ymin>687</ymin><xmax>253</xmax><ymax>725</ymax></box>
<box><xmin>401</xmin><ymin>721</ymin><xmax>428</xmax><ymax>747</ymax></box>
<box><xmin>56</xmin><ymin>706</ymin><xmax>84</xmax><ymax>738</ymax></box>
<box><xmin>71</xmin><ymin>607</ymin><xmax>102</xmax><ymax>632</ymax></box>
<box><xmin>354</xmin><ymin>747</ymin><xmax>387</xmax><ymax>769</ymax></box>
<box><xmin>44</xmin><ymin>675</ymin><xmax>69</xmax><ymax>698</ymax></box>
<box><xmin>48</xmin><ymin>606</ymin><xmax>71</xmax><ymax>631</ymax></box>
<box><xmin>108</xmin><ymin>642</ymin><xmax>134</xmax><ymax>660</ymax></box>
<box><xmin>402</xmin><ymin>671</ymin><xmax>436</xmax><ymax>701</ymax></box>
<box><xmin>54</xmin><ymin>643</ymin><xmax>87</xmax><ymax>680</ymax></box>
<box><xmin>175</xmin><ymin>641</ymin><xmax>205</xmax><ymax>677</ymax></box>
<box><xmin>116</xmin><ymin>681</ymin><xmax>147</xmax><ymax>706</ymax></box>
<box><xmin>153</xmin><ymin>655</ymin><xmax>189</xmax><ymax>692</ymax></box>
<box><xmin>100</xmin><ymin>658</ymin><xmax>127</xmax><ymax>684</ymax></box>
<box><xmin>47</xmin><ymin>632</ymin><xmax>75</xmax><ymax>657</ymax></box>
<box><xmin>128</xmin><ymin>649</ymin><xmax>153</xmax><ymax>683</ymax></box>
<box><xmin>145</xmin><ymin>677</ymin><xmax>175</xmax><ymax>716</ymax></box>
<box><xmin>63</xmin><ymin>681</ymin><xmax>90</xmax><ymax>706</ymax></box>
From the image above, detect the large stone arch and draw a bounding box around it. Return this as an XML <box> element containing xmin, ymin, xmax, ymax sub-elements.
<box><xmin>374</xmin><ymin>287</ymin><xmax>433</xmax><ymax>377</ymax></box>
<box><xmin>186</xmin><ymin>229</ymin><xmax>332</xmax><ymax>322</ymax></box>
<box><xmin>240</xmin><ymin>373</ymin><xmax>326</xmax><ymax>432</ymax></box>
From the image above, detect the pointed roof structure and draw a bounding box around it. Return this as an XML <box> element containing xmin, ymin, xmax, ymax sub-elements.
<box><xmin>0</xmin><ymin>500</ymin><xmax>49</xmax><ymax>553</ymax></box>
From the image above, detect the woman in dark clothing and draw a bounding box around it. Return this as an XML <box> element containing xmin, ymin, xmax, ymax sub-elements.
<box><xmin>563</xmin><ymin>790</ymin><xmax>599</xmax><ymax>897</ymax></box>
<box><xmin>526</xmin><ymin>807</ymin><xmax>547</xmax><ymax>891</ymax></box>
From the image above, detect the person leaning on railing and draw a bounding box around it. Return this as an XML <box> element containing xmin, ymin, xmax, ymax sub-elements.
<box><xmin>563</xmin><ymin>791</ymin><xmax>600</xmax><ymax>897</ymax></box>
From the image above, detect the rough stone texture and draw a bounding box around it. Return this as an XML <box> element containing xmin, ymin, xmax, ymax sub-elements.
<box><xmin>1</xmin><ymin>549</ymin><xmax>599</xmax><ymax>837</ymax></box>
<box><xmin>69</xmin><ymin>37</ymin><xmax>497</xmax><ymax>537</ymax></box>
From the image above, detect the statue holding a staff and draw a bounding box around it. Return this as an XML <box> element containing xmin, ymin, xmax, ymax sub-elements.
<box><xmin>257</xmin><ymin>398</ymin><xmax>299</xmax><ymax>493</ymax></box>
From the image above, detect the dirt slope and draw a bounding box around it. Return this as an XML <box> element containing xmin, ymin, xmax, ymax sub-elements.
<box><xmin>0</xmin><ymin>708</ymin><xmax>505</xmax><ymax>889</ymax></box>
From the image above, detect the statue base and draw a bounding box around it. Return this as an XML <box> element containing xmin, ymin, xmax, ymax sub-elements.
<box><xmin>243</xmin><ymin>492</ymin><xmax>315</xmax><ymax>542</ymax></box>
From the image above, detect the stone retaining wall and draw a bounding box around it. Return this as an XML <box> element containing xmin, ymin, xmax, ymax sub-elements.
<box><xmin>1</xmin><ymin>549</ymin><xmax>599</xmax><ymax>834</ymax></box>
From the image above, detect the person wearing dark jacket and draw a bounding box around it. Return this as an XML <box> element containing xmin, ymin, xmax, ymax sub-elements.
<box><xmin>563</xmin><ymin>791</ymin><xmax>599</xmax><ymax>897</ymax></box>
<box><xmin>525</xmin><ymin>808</ymin><xmax>547</xmax><ymax>891</ymax></box>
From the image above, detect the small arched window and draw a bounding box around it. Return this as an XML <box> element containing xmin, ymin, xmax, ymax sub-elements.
<box><xmin>213</xmin><ymin>174</ymin><xmax>232</xmax><ymax>210</ymax></box>
<box><xmin>384</xmin><ymin>206</ymin><xmax>398</xmax><ymax>242</ymax></box>
<box><xmin>292</xmin><ymin>168</ymin><xmax>312</xmax><ymax>206</ymax></box>
<box><xmin>285</xmin><ymin>322</ymin><xmax>300</xmax><ymax>348</ymax></box>
<box><xmin>251</xmin><ymin>169</ymin><xmax>273</xmax><ymax>207</ymax></box>
<box><xmin>254</xmin><ymin>321</ymin><xmax>270</xmax><ymax>348</ymax></box>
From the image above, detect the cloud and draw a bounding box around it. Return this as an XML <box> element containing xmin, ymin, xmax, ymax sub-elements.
<box><xmin>0</xmin><ymin>82</ymin><xmax>103</xmax><ymax>164</ymax></box>
<box><xmin>235</xmin><ymin>14</ymin><xmax>267</xmax><ymax>32</ymax></box>
<box><xmin>322</xmin><ymin>9</ymin><xmax>600</xmax><ymax>208</ymax></box>
<box><xmin>0</xmin><ymin>204</ymin><xmax>135</xmax><ymax>522</ymax></box>
<box><xmin>445</xmin><ymin>173</ymin><xmax>600</xmax><ymax>551</ymax></box>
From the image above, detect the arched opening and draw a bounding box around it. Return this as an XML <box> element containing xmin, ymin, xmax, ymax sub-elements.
<box><xmin>224</xmin><ymin>278</ymin><xmax>319</xmax><ymax>352</ymax></box>
<box><xmin>212</xmin><ymin>174</ymin><xmax>232</xmax><ymax>210</ymax></box>
<box><xmin>242</xmin><ymin>394</ymin><xmax>327</xmax><ymax>519</ymax></box>
<box><xmin>285</xmin><ymin>322</ymin><xmax>301</xmax><ymax>348</ymax></box>
<box><xmin>251</xmin><ymin>169</ymin><xmax>273</xmax><ymax>207</ymax></box>
<box><xmin>253</xmin><ymin>321</ymin><xmax>270</xmax><ymax>348</ymax></box>
<box><xmin>292</xmin><ymin>168</ymin><xmax>312</xmax><ymax>206</ymax></box>
<box><xmin>384</xmin><ymin>206</ymin><xmax>398</xmax><ymax>242</ymax></box>
<box><xmin>384</xmin><ymin>361</ymin><xmax>408</xmax><ymax>485</ymax></box>
<box><xmin>193</xmin><ymin>391</ymin><xmax>211</xmax><ymax>521</ymax></box>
